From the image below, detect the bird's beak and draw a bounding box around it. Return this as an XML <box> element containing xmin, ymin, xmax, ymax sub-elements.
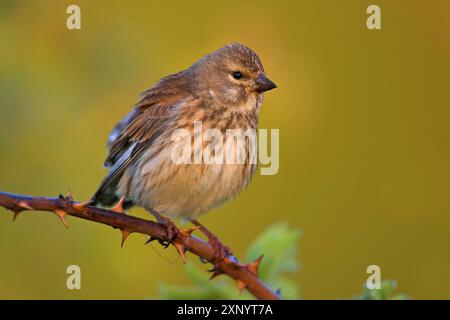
<box><xmin>255</xmin><ymin>73</ymin><xmax>277</xmax><ymax>92</ymax></box>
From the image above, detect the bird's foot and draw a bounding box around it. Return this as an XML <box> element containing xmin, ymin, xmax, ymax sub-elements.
<box><xmin>149</xmin><ymin>209</ymin><xmax>179</xmax><ymax>247</ymax></box>
<box><xmin>208</xmin><ymin>234</ymin><xmax>233</xmax><ymax>264</ymax></box>
<box><xmin>159</xmin><ymin>217</ymin><xmax>179</xmax><ymax>247</ymax></box>
<box><xmin>190</xmin><ymin>219</ymin><xmax>232</xmax><ymax>264</ymax></box>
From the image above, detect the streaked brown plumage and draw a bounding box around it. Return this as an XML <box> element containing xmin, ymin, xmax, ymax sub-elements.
<box><xmin>92</xmin><ymin>43</ymin><xmax>276</xmax><ymax>224</ymax></box>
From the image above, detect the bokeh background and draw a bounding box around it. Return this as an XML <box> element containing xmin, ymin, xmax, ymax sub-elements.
<box><xmin>0</xmin><ymin>0</ymin><xmax>449</xmax><ymax>299</ymax></box>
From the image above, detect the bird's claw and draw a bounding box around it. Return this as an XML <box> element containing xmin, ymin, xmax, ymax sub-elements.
<box><xmin>158</xmin><ymin>216</ymin><xmax>179</xmax><ymax>247</ymax></box>
<box><xmin>208</xmin><ymin>234</ymin><xmax>233</xmax><ymax>264</ymax></box>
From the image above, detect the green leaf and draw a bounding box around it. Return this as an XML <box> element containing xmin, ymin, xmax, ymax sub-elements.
<box><xmin>156</xmin><ymin>223</ymin><xmax>302</xmax><ymax>300</ymax></box>
<box><xmin>245</xmin><ymin>223</ymin><xmax>301</xmax><ymax>299</ymax></box>
<box><xmin>356</xmin><ymin>280</ymin><xmax>409</xmax><ymax>300</ymax></box>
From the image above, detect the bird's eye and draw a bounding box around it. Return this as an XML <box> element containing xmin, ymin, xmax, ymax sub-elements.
<box><xmin>232</xmin><ymin>71</ymin><xmax>243</xmax><ymax>80</ymax></box>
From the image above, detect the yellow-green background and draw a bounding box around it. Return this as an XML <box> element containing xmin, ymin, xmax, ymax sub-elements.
<box><xmin>0</xmin><ymin>0</ymin><xmax>449</xmax><ymax>299</ymax></box>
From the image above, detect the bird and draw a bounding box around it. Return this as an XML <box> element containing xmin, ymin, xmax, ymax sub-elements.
<box><xmin>91</xmin><ymin>43</ymin><xmax>276</xmax><ymax>259</ymax></box>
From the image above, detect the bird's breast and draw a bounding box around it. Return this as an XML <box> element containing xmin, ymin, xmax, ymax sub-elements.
<box><xmin>123</xmin><ymin>110</ymin><xmax>258</xmax><ymax>220</ymax></box>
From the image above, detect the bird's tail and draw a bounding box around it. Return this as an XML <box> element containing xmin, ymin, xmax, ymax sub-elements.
<box><xmin>91</xmin><ymin>181</ymin><xmax>134</xmax><ymax>209</ymax></box>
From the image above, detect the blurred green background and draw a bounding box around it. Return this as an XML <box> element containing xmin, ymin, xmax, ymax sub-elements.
<box><xmin>0</xmin><ymin>0</ymin><xmax>449</xmax><ymax>299</ymax></box>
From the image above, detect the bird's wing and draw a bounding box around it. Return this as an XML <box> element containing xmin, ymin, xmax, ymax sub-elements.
<box><xmin>91</xmin><ymin>71</ymin><xmax>195</xmax><ymax>206</ymax></box>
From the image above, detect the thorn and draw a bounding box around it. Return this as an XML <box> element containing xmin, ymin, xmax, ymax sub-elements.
<box><xmin>54</xmin><ymin>210</ymin><xmax>69</xmax><ymax>229</ymax></box>
<box><xmin>172</xmin><ymin>240</ymin><xmax>187</xmax><ymax>263</ymax></box>
<box><xmin>236</xmin><ymin>279</ymin><xmax>246</xmax><ymax>291</ymax></box>
<box><xmin>18</xmin><ymin>201</ymin><xmax>33</xmax><ymax>211</ymax></box>
<box><xmin>208</xmin><ymin>268</ymin><xmax>224</xmax><ymax>281</ymax></box>
<box><xmin>67</xmin><ymin>189</ymin><xmax>74</xmax><ymax>201</ymax></box>
<box><xmin>111</xmin><ymin>196</ymin><xmax>125</xmax><ymax>213</ymax></box>
<box><xmin>144</xmin><ymin>236</ymin><xmax>158</xmax><ymax>245</ymax></box>
<box><xmin>72</xmin><ymin>201</ymin><xmax>91</xmax><ymax>211</ymax></box>
<box><xmin>246</xmin><ymin>255</ymin><xmax>264</xmax><ymax>277</ymax></box>
<box><xmin>179</xmin><ymin>226</ymin><xmax>200</xmax><ymax>237</ymax></box>
<box><xmin>120</xmin><ymin>229</ymin><xmax>131</xmax><ymax>247</ymax></box>
<box><xmin>12</xmin><ymin>210</ymin><xmax>22</xmax><ymax>221</ymax></box>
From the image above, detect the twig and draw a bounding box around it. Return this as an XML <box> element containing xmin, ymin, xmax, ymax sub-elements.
<box><xmin>0</xmin><ymin>191</ymin><xmax>280</xmax><ymax>300</ymax></box>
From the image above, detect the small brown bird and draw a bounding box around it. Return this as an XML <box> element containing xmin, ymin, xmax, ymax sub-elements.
<box><xmin>92</xmin><ymin>43</ymin><xmax>276</xmax><ymax>257</ymax></box>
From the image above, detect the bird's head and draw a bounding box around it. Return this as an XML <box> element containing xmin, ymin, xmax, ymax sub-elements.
<box><xmin>190</xmin><ymin>43</ymin><xmax>277</xmax><ymax>108</ymax></box>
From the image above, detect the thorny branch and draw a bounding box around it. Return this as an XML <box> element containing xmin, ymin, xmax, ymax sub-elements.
<box><xmin>0</xmin><ymin>191</ymin><xmax>280</xmax><ymax>300</ymax></box>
